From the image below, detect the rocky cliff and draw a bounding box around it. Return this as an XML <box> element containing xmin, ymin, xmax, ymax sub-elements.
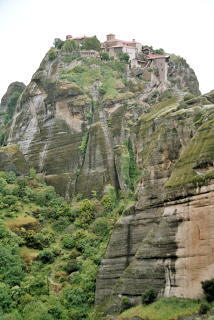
<box><xmin>1</xmin><ymin>46</ymin><xmax>213</xmax><ymax>311</ymax></box>
<box><xmin>7</xmin><ymin>49</ymin><xmax>199</xmax><ymax>198</ymax></box>
<box><xmin>96</xmin><ymin>91</ymin><xmax>214</xmax><ymax>311</ymax></box>
<box><xmin>0</xmin><ymin>81</ymin><xmax>25</xmax><ymax>145</ymax></box>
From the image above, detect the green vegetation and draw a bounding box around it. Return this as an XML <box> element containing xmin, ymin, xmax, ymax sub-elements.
<box><xmin>0</xmin><ymin>170</ymin><xmax>128</xmax><ymax>319</ymax></box>
<box><xmin>53</xmin><ymin>38</ymin><xmax>64</xmax><ymax>49</ymax></box>
<box><xmin>202</xmin><ymin>279</ymin><xmax>214</xmax><ymax>302</ymax></box>
<box><xmin>153</xmin><ymin>48</ymin><xmax>165</xmax><ymax>55</ymax></box>
<box><xmin>165</xmin><ymin>118</ymin><xmax>214</xmax><ymax>189</ymax></box>
<box><xmin>61</xmin><ymin>59</ymin><xmax>128</xmax><ymax>101</ymax></box>
<box><xmin>79</xmin><ymin>132</ymin><xmax>89</xmax><ymax>154</ymax></box>
<box><xmin>120</xmin><ymin>139</ymin><xmax>140</xmax><ymax>190</ymax></box>
<box><xmin>48</xmin><ymin>48</ymin><xmax>58</xmax><ymax>61</ymax></box>
<box><xmin>199</xmin><ymin>302</ymin><xmax>210</xmax><ymax>315</ymax></box>
<box><xmin>2</xmin><ymin>87</ymin><xmax>24</xmax><ymax>125</ymax></box>
<box><xmin>62</xmin><ymin>53</ymin><xmax>81</xmax><ymax>63</ymax></box>
<box><xmin>62</xmin><ymin>40</ymin><xmax>77</xmax><ymax>52</ymax></box>
<box><xmin>0</xmin><ymin>129</ymin><xmax>5</xmax><ymax>145</ymax></box>
<box><xmin>142</xmin><ymin>288</ymin><xmax>158</xmax><ymax>305</ymax></box>
<box><xmin>118</xmin><ymin>297</ymin><xmax>201</xmax><ymax>320</ymax></box>
<box><xmin>184</xmin><ymin>93</ymin><xmax>195</xmax><ymax>101</ymax></box>
<box><xmin>119</xmin><ymin>53</ymin><xmax>130</xmax><ymax>63</ymax></box>
<box><xmin>100</xmin><ymin>52</ymin><xmax>110</xmax><ymax>60</ymax></box>
<box><xmin>81</xmin><ymin>36</ymin><xmax>101</xmax><ymax>51</ymax></box>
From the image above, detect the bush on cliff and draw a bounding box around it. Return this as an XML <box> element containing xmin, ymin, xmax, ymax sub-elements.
<box><xmin>142</xmin><ymin>288</ymin><xmax>158</xmax><ymax>305</ymax></box>
<box><xmin>48</xmin><ymin>48</ymin><xmax>57</xmax><ymax>61</ymax></box>
<box><xmin>201</xmin><ymin>279</ymin><xmax>214</xmax><ymax>302</ymax></box>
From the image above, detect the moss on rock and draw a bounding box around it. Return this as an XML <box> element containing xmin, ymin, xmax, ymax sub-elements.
<box><xmin>165</xmin><ymin>118</ymin><xmax>214</xmax><ymax>189</ymax></box>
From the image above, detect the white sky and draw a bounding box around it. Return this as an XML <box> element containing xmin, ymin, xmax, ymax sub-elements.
<box><xmin>0</xmin><ymin>0</ymin><xmax>214</xmax><ymax>99</ymax></box>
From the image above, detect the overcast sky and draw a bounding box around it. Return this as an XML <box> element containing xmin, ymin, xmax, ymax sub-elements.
<box><xmin>0</xmin><ymin>0</ymin><xmax>213</xmax><ymax>99</ymax></box>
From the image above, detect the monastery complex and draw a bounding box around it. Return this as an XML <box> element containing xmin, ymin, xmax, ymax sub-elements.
<box><xmin>65</xmin><ymin>33</ymin><xmax>170</xmax><ymax>85</ymax></box>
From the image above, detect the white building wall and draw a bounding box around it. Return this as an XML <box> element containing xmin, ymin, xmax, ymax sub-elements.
<box><xmin>122</xmin><ymin>47</ymin><xmax>136</xmax><ymax>60</ymax></box>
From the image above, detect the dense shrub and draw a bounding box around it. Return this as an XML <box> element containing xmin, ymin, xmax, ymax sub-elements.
<box><xmin>33</xmin><ymin>186</ymin><xmax>57</xmax><ymax>206</ymax></box>
<box><xmin>0</xmin><ymin>170</ymin><xmax>120</xmax><ymax>319</ymax></box>
<box><xmin>0</xmin><ymin>246</ymin><xmax>24</xmax><ymax>286</ymax></box>
<box><xmin>62</xmin><ymin>235</ymin><xmax>74</xmax><ymax>249</ymax></box>
<box><xmin>100</xmin><ymin>52</ymin><xmax>110</xmax><ymax>60</ymax></box>
<box><xmin>74</xmin><ymin>199</ymin><xmax>95</xmax><ymax>227</ymax></box>
<box><xmin>62</xmin><ymin>40</ymin><xmax>77</xmax><ymax>52</ymax></box>
<box><xmin>0</xmin><ymin>172</ymin><xmax>17</xmax><ymax>184</ymax></box>
<box><xmin>3</xmin><ymin>195</ymin><xmax>18</xmax><ymax>206</ymax></box>
<box><xmin>0</xmin><ymin>177</ymin><xmax>7</xmax><ymax>194</ymax></box>
<box><xmin>201</xmin><ymin>279</ymin><xmax>214</xmax><ymax>302</ymax></box>
<box><xmin>119</xmin><ymin>53</ymin><xmax>129</xmax><ymax>62</ymax></box>
<box><xmin>81</xmin><ymin>36</ymin><xmax>101</xmax><ymax>51</ymax></box>
<box><xmin>101</xmin><ymin>185</ymin><xmax>117</xmax><ymax>212</ymax></box>
<box><xmin>22</xmin><ymin>276</ymin><xmax>49</xmax><ymax>296</ymax></box>
<box><xmin>37</xmin><ymin>249</ymin><xmax>55</xmax><ymax>264</ymax></box>
<box><xmin>63</xmin><ymin>259</ymin><xmax>79</xmax><ymax>274</ymax></box>
<box><xmin>142</xmin><ymin>288</ymin><xmax>158</xmax><ymax>305</ymax></box>
<box><xmin>90</xmin><ymin>217</ymin><xmax>111</xmax><ymax>237</ymax></box>
<box><xmin>0</xmin><ymin>283</ymin><xmax>13</xmax><ymax>312</ymax></box>
<box><xmin>199</xmin><ymin>302</ymin><xmax>210</xmax><ymax>314</ymax></box>
<box><xmin>64</xmin><ymin>286</ymin><xmax>87</xmax><ymax>307</ymax></box>
<box><xmin>48</xmin><ymin>48</ymin><xmax>57</xmax><ymax>61</ymax></box>
<box><xmin>153</xmin><ymin>48</ymin><xmax>165</xmax><ymax>55</ymax></box>
<box><xmin>54</xmin><ymin>38</ymin><xmax>64</xmax><ymax>49</ymax></box>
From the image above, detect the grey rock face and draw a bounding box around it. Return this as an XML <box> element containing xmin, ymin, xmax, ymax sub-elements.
<box><xmin>95</xmin><ymin>93</ymin><xmax>214</xmax><ymax>310</ymax></box>
<box><xmin>4</xmin><ymin>47</ymin><xmax>213</xmax><ymax>314</ymax></box>
<box><xmin>7</xmin><ymin>50</ymin><xmax>200</xmax><ymax>199</ymax></box>
<box><xmin>0</xmin><ymin>81</ymin><xmax>25</xmax><ymax>113</ymax></box>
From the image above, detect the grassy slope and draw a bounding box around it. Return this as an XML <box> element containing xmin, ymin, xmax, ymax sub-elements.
<box><xmin>118</xmin><ymin>298</ymin><xmax>209</xmax><ymax>320</ymax></box>
<box><xmin>60</xmin><ymin>58</ymin><xmax>134</xmax><ymax>102</ymax></box>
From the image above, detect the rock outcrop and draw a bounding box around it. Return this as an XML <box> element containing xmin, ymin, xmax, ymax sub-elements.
<box><xmin>96</xmin><ymin>91</ymin><xmax>214</xmax><ymax>309</ymax></box>
<box><xmin>7</xmin><ymin>49</ymin><xmax>199</xmax><ymax>199</ymax></box>
<box><xmin>0</xmin><ymin>81</ymin><xmax>25</xmax><ymax>114</ymax></box>
<box><xmin>1</xmin><ymin>46</ymin><xmax>213</xmax><ymax>308</ymax></box>
<box><xmin>0</xmin><ymin>144</ymin><xmax>29</xmax><ymax>175</ymax></box>
<box><xmin>0</xmin><ymin>81</ymin><xmax>25</xmax><ymax>145</ymax></box>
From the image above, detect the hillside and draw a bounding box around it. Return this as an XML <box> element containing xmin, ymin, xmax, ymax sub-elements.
<box><xmin>0</xmin><ymin>38</ymin><xmax>213</xmax><ymax>319</ymax></box>
<box><xmin>0</xmin><ymin>169</ymin><xmax>126</xmax><ymax>319</ymax></box>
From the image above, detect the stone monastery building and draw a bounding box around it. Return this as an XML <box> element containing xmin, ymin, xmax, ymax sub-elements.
<box><xmin>65</xmin><ymin>33</ymin><xmax>170</xmax><ymax>85</ymax></box>
<box><xmin>102</xmin><ymin>34</ymin><xmax>142</xmax><ymax>60</ymax></box>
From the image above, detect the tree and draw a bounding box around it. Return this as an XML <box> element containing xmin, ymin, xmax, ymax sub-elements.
<box><xmin>153</xmin><ymin>48</ymin><xmax>165</xmax><ymax>55</ymax></box>
<box><xmin>81</xmin><ymin>36</ymin><xmax>101</xmax><ymax>51</ymax></box>
<box><xmin>53</xmin><ymin>38</ymin><xmax>64</xmax><ymax>49</ymax></box>
<box><xmin>100</xmin><ymin>52</ymin><xmax>110</xmax><ymax>60</ymax></box>
<box><xmin>62</xmin><ymin>40</ymin><xmax>77</xmax><ymax>52</ymax></box>
<box><xmin>119</xmin><ymin>53</ymin><xmax>130</xmax><ymax>63</ymax></box>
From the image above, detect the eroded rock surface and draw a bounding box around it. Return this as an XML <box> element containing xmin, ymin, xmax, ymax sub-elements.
<box><xmin>7</xmin><ymin>50</ymin><xmax>200</xmax><ymax>199</ymax></box>
<box><xmin>96</xmin><ymin>91</ymin><xmax>214</xmax><ymax>308</ymax></box>
<box><xmin>2</xmin><ymin>48</ymin><xmax>213</xmax><ymax>308</ymax></box>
